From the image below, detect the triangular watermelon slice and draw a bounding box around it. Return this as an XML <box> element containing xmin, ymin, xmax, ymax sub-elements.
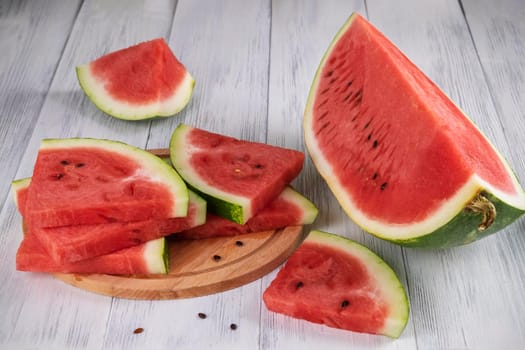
<box><xmin>76</xmin><ymin>38</ymin><xmax>194</xmax><ymax>120</ymax></box>
<box><xmin>303</xmin><ymin>13</ymin><xmax>525</xmax><ymax>246</ymax></box>
<box><xmin>170</xmin><ymin>124</ymin><xmax>305</xmax><ymax>224</ymax></box>
<box><xmin>178</xmin><ymin>186</ymin><xmax>318</xmax><ymax>239</ymax></box>
<box><xmin>16</xmin><ymin>177</ymin><xmax>205</xmax><ymax>264</ymax></box>
<box><xmin>12</xmin><ymin>178</ymin><xmax>169</xmax><ymax>275</ymax></box>
<box><xmin>26</xmin><ymin>138</ymin><xmax>189</xmax><ymax>228</ymax></box>
<box><xmin>263</xmin><ymin>230</ymin><xmax>409</xmax><ymax>338</ymax></box>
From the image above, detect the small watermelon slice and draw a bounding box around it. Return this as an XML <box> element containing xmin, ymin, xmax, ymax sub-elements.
<box><xmin>12</xmin><ymin>179</ymin><xmax>168</xmax><ymax>275</ymax></box>
<box><xmin>76</xmin><ymin>38</ymin><xmax>194</xmax><ymax>120</ymax></box>
<box><xmin>170</xmin><ymin>124</ymin><xmax>305</xmax><ymax>224</ymax></box>
<box><xmin>303</xmin><ymin>13</ymin><xmax>525</xmax><ymax>246</ymax></box>
<box><xmin>26</xmin><ymin>138</ymin><xmax>189</xmax><ymax>228</ymax></box>
<box><xmin>15</xmin><ymin>177</ymin><xmax>205</xmax><ymax>263</ymax></box>
<box><xmin>16</xmin><ymin>235</ymin><xmax>168</xmax><ymax>275</ymax></box>
<box><xmin>178</xmin><ymin>186</ymin><xmax>318</xmax><ymax>239</ymax></box>
<box><xmin>263</xmin><ymin>230</ymin><xmax>409</xmax><ymax>338</ymax></box>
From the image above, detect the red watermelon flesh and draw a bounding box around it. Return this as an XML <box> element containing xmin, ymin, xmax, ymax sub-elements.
<box><xmin>25</xmin><ymin>138</ymin><xmax>188</xmax><ymax>228</ymax></box>
<box><xmin>16</xmin><ymin>235</ymin><xmax>167</xmax><ymax>275</ymax></box>
<box><xmin>263</xmin><ymin>230</ymin><xmax>409</xmax><ymax>338</ymax></box>
<box><xmin>31</xmin><ymin>189</ymin><xmax>204</xmax><ymax>264</ymax></box>
<box><xmin>178</xmin><ymin>186</ymin><xmax>318</xmax><ymax>239</ymax></box>
<box><xmin>89</xmin><ymin>38</ymin><xmax>185</xmax><ymax>105</ymax></box>
<box><xmin>170</xmin><ymin>124</ymin><xmax>305</xmax><ymax>224</ymax></box>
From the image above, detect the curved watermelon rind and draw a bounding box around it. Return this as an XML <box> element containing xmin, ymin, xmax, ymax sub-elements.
<box><xmin>143</xmin><ymin>238</ymin><xmax>169</xmax><ymax>274</ymax></box>
<box><xmin>169</xmin><ymin>123</ymin><xmax>250</xmax><ymax>224</ymax></box>
<box><xmin>76</xmin><ymin>65</ymin><xmax>195</xmax><ymax>121</ymax></box>
<box><xmin>280</xmin><ymin>187</ymin><xmax>319</xmax><ymax>225</ymax></box>
<box><xmin>305</xmin><ymin>230</ymin><xmax>409</xmax><ymax>338</ymax></box>
<box><xmin>40</xmin><ymin>138</ymin><xmax>189</xmax><ymax>218</ymax></box>
<box><xmin>303</xmin><ymin>13</ymin><xmax>525</xmax><ymax>247</ymax></box>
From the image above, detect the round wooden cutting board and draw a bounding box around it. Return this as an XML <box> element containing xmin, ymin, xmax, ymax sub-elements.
<box><xmin>54</xmin><ymin>226</ymin><xmax>304</xmax><ymax>300</ymax></box>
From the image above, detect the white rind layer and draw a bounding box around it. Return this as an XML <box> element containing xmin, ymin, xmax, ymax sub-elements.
<box><xmin>303</xmin><ymin>14</ymin><xmax>525</xmax><ymax>241</ymax></box>
<box><xmin>170</xmin><ymin>124</ymin><xmax>252</xmax><ymax>223</ymax></box>
<box><xmin>76</xmin><ymin>65</ymin><xmax>194</xmax><ymax>120</ymax></box>
<box><xmin>143</xmin><ymin>238</ymin><xmax>168</xmax><ymax>274</ymax></box>
<box><xmin>306</xmin><ymin>230</ymin><xmax>409</xmax><ymax>338</ymax></box>
<box><xmin>279</xmin><ymin>187</ymin><xmax>318</xmax><ymax>224</ymax></box>
<box><xmin>40</xmin><ymin>138</ymin><xmax>189</xmax><ymax>218</ymax></box>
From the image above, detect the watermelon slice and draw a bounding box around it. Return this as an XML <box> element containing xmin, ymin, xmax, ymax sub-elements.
<box><xmin>170</xmin><ymin>124</ymin><xmax>305</xmax><ymax>224</ymax></box>
<box><xmin>263</xmin><ymin>230</ymin><xmax>409</xmax><ymax>338</ymax></box>
<box><xmin>25</xmin><ymin>138</ymin><xmax>189</xmax><ymax>228</ymax></box>
<box><xmin>12</xmin><ymin>179</ymin><xmax>168</xmax><ymax>275</ymax></box>
<box><xmin>15</xmin><ymin>177</ymin><xmax>205</xmax><ymax>263</ymax></box>
<box><xmin>16</xmin><ymin>235</ymin><xmax>168</xmax><ymax>275</ymax></box>
<box><xmin>303</xmin><ymin>13</ymin><xmax>525</xmax><ymax>247</ymax></box>
<box><xmin>76</xmin><ymin>38</ymin><xmax>194</xmax><ymax>120</ymax></box>
<box><xmin>178</xmin><ymin>186</ymin><xmax>318</xmax><ymax>239</ymax></box>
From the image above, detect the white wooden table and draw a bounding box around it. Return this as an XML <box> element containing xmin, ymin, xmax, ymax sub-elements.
<box><xmin>1</xmin><ymin>0</ymin><xmax>524</xmax><ymax>349</ymax></box>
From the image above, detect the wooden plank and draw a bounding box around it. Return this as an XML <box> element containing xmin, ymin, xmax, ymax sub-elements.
<box><xmin>0</xmin><ymin>0</ymin><xmax>81</xmax><ymax>206</ymax></box>
<box><xmin>0</xmin><ymin>0</ymin><xmax>177</xmax><ymax>349</ymax></box>
<box><xmin>263</xmin><ymin>1</ymin><xmax>416</xmax><ymax>348</ymax></box>
<box><xmin>366</xmin><ymin>0</ymin><xmax>525</xmax><ymax>349</ymax></box>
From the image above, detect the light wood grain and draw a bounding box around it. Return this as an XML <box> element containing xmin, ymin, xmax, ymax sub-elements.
<box><xmin>55</xmin><ymin>226</ymin><xmax>303</xmax><ymax>300</ymax></box>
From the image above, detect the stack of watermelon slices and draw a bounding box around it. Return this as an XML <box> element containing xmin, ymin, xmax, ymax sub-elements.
<box><xmin>13</xmin><ymin>125</ymin><xmax>317</xmax><ymax>275</ymax></box>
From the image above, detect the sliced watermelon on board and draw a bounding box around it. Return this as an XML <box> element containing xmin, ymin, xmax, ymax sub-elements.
<box><xmin>12</xmin><ymin>179</ymin><xmax>168</xmax><ymax>275</ymax></box>
<box><xmin>16</xmin><ymin>235</ymin><xmax>168</xmax><ymax>275</ymax></box>
<box><xmin>77</xmin><ymin>38</ymin><xmax>194</xmax><ymax>120</ymax></box>
<box><xmin>263</xmin><ymin>230</ymin><xmax>409</xmax><ymax>338</ymax></box>
<box><xmin>178</xmin><ymin>186</ymin><xmax>318</xmax><ymax>239</ymax></box>
<box><xmin>170</xmin><ymin>124</ymin><xmax>305</xmax><ymax>224</ymax></box>
<box><xmin>303</xmin><ymin>13</ymin><xmax>525</xmax><ymax>247</ymax></box>
<box><xmin>25</xmin><ymin>138</ymin><xmax>189</xmax><ymax>229</ymax></box>
<box><xmin>15</xmin><ymin>177</ymin><xmax>205</xmax><ymax>263</ymax></box>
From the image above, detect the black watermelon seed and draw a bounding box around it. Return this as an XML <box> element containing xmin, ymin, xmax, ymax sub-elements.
<box><xmin>230</xmin><ymin>323</ymin><xmax>238</xmax><ymax>330</ymax></box>
<box><xmin>325</xmin><ymin>70</ymin><xmax>333</xmax><ymax>78</ymax></box>
<box><xmin>235</xmin><ymin>240</ymin><xmax>244</xmax><ymax>247</ymax></box>
<box><xmin>347</xmin><ymin>80</ymin><xmax>353</xmax><ymax>86</ymax></box>
<box><xmin>381</xmin><ymin>182</ymin><xmax>388</xmax><ymax>191</ymax></box>
<box><xmin>213</xmin><ymin>255</ymin><xmax>221</xmax><ymax>261</ymax></box>
<box><xmin>56</xmin><ymin>173</ymin><xmax>64</xmax><ymax>180</ymax></box>
<box><xmin>76</xmin><ymin>163</ymin><xmax>85</xmax><ymax>168</ymax></box>
<box><xmin>372</xmin><ymin>172</ymin><xmax>378</xmax><ymax>180</ymax></box>
<box><xmin>295</xmin><ymin>281</ymin><xmax>304</xmax><ymax>289</ymax></box>
<box><xmin>254</xmin><ymin>164</ymin><xmax>263</xmax><ymax>169</ymax></box>
<box><xmin>198</xmin><ymin>313</ymin><xmax>207</xmax><ymax>319</ymax></box>
<box><xmin>372</xmin><ymin>140</ymin><xmax>378</xmax><ymax>148</ymax></box>
<box><xmin>341</xmin><ymin>300</ymin><xmax>350</xmax><ymax>308</ymax></box>
<box><xmin>60</xmin><ymin>160</ymin><xmax>69</xmax><ymax>165</ymax></box>
<box><xmin>367</xmin><ymin>133</ymin><xmax>372</xmax><ymax>141</ymax></box>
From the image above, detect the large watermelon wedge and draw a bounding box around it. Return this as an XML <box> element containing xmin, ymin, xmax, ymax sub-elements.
<box><xmin>263</xmin><ymin>230</ymin><xmax>409</xmax><ymax>338</ymax></box>
<box><xmin>170</xmin><ymin>124</ymin><xmax>305</xmax><ymax>224</ymax></box>
<box><xmin>25</xmin><ymin>138</ymin><xmax>189</xmax><ymax>228</ymax></box>
<box><xmin>178</xmin><ymin>186</ymin><xmax>318</xmax><ymax>239</ymax></box>
<box><xmin>303</xmin><ymin>13</ymin><xmax>525</xmax><ymax>247</ymax></box>
<box><xmin>77</xmin><ymin>38</ymin><xmax>194</xmax><ymax>120</ymax></box>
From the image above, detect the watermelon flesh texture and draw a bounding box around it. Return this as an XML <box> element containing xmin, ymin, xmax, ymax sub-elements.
<box><xmin>178</xmin><ymin>186</ymin><xmax>318</xmax><ymax>239</ymax></box>
<box><xmin>263</xmin><ymin>230</ymin><xmax>409</xmax><ymax>338</ymax></box>
<box><xmin>30</xmin><ymin>187</ymin><xmax>204</xmax><ymax>264</ymax></box>
<box><xmin>170</xmin><ymin>124</ymin><xmax>305</xmax><ymax>224</ymax></box>
<box><xmin>16</xmin><ymin>235</ymin><xmax>168</xmax><ymax>275</ymax></box>
<box><xmin>76</xmin><ymin>38</ymin><xmax>194</xmax><ymax>120</ymax></box>
<box><xmin>25</xmin><ymin>138</ymin><xmax>188</xmax><ymax>228</ymax></box>
<box><xmin>303</xmin><ymin>13</ymin><xmax>525</xmax><ymax>246</ymax></box>
<box><xmin>13</xmin><ymin>179</ymin><xmax>168</xmax><ymax>275</ymax></box>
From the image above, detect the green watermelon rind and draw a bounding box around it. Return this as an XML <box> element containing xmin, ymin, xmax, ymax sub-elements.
<box><xmin>76</xmin><ymin>64</ymin><xmax>195</xmax><ymax>121</ymax></box>
<box><xmin>169</xmin><ymin>124</ymin><xmax>250</xmax><ymax>224</ymax></box>
<box><xmin>11</xmin><ymin>177</ymin><xmax>31</xmax><ymax>211</ymax></box>
<box><xmin>303</xmin><ymin>13</ymin><xmax>525</xmax><ymax>247</ymax></box>
<box><xmin>143</xmin><ymin>238</ymin><xmax>169</xmax><ymax>274</ymax></box>
<box><xmin>39</xmin><ymin>138</ymin><xmax>190</xmax><ymax>218</ymax></box>
<box><xmin>279</xmin><ymin>187</ymin><xmax>319</xmax><ymax>225</ymax></box>
<box><xmin>305</xmin><ymin>230</ymin><xmax>409</xmax><ymax>338</ymax></box>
